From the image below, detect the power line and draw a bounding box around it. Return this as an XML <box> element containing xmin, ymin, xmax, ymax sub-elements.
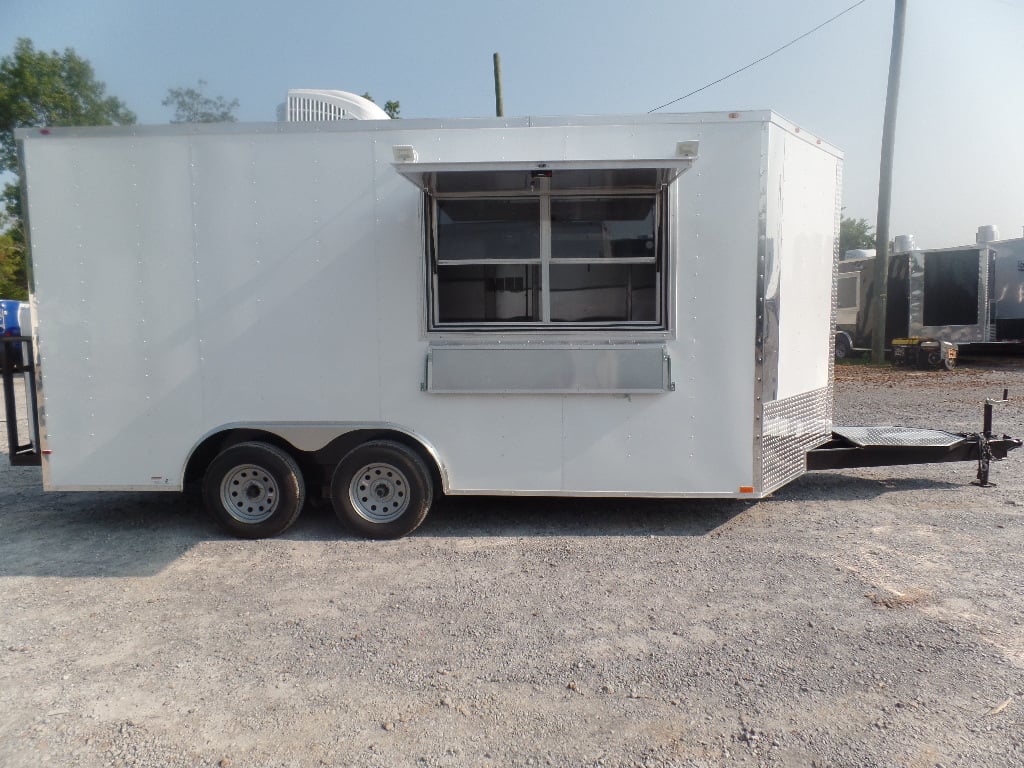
<box><xmin>649</xmin><ymin>0</ymin><xmax>870</xmax><ymax>113</ymax></box>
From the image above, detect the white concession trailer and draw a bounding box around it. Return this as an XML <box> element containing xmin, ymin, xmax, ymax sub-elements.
<box><xmin>7</xmin><ymin>111</ymin><xmax>845</xmax><ymax>537</ymax></box>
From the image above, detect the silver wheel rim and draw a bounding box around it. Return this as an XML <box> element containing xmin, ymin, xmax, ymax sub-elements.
<box><xmin>349</xmin><ymin>462</ymin><xmax>410</xmax><ymax>524</ymax></box>
<box><xmin>220</xmin><ymin>464</ymin><xmax>280</xmax><ymax>523</ymax></box>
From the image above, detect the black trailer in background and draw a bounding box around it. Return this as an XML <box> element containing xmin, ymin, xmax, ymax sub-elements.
<box><xmin>836</xmin><ymin>236</ymin><xmax>1024</xmax><ymax>359</ymax></box>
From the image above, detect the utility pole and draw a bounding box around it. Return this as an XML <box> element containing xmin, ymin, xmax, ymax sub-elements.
<box><xmin>871</xmin><ymin>0</ymin><xmax>908</xmax><ymax>364</ymax></box>
<box><xmin>493</xmin><ymin>53</ymin><xmax>504</xmax><ymax>117</ymax></box>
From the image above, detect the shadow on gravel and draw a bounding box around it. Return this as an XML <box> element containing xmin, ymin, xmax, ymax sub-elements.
<box><xmin>418</xmin><ymin>495</ymin><xmax>751</xmax><ymax>539</ymax></box>
<box><xmin>0</xmin><ymin>492</ymin><xmax>751</xmax><ymax>578</ymax></box>
<box><xmin>775</xmin><ymin>471</ymin><xmax>965</xmax><ymax>501</ymax></box>
<box><xmin>0</xmin><ymin>490</ymin><xmax>212</xmax><ymax>578</ymax></box>
<box><xmin>0</xmin><ymin>469</ymin><xmax>975</xmax><ymax>579</ymax></box>
<box><xmin>413</xmin><ymin>469</ymin><xmax>968</xmax><ymax>537</ymax></box>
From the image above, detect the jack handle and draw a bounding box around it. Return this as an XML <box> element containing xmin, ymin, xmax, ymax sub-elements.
<box><xmin>983</xmin><ymin>388</ymin><xmax>1009</xmax><ymax>438</ymax></box>
<box><xmin>977</xmin><ymin>389</ymin><xmax>1010</xmax><ymax>487</ymax></box>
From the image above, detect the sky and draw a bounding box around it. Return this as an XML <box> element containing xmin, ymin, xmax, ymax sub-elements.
<box><xmin>3</xmin><ymin>0</ymin><xmax>1022</xmax><ymax>249</ymax></box>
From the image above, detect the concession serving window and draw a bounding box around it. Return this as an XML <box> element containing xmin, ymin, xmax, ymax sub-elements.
<box><xmin>394</xmin><ymin>157</ymin><xmax>694</xmax><ymax>332</ymax></box>
<box><xmin>393</xmin><ymin>153</ymin><xmax>696</xmax><ymax>394</ymax></box>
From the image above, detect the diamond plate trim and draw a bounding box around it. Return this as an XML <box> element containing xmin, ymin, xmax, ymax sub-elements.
<box><xmin>828</xmin><ymin>160</ymin><xmax>842</xmax><ymax>426</ymax></box>
<box><xmin>832</xmin><ymin>425</ymin><xmax>964</xmax><ymax>448</ymax></box>
<box><xmin>761</xmin><ymin>387</ymin><xmax>831</xmax><ymax>494</ymax></box>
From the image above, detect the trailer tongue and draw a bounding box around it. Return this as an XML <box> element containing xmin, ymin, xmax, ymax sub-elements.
<box><xmin>808</xmin><ymin>393</ymin><xmax>1021</xmax><ymax>486</ymax></box>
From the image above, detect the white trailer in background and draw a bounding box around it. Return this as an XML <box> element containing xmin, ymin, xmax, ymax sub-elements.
<box><xmin>7</xmin><ymin>111</ymin><xmax>845</xmax><ymax>538</ymax></box>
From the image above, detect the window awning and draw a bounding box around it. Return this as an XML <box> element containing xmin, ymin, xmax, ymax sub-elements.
<box><xmin>390</xmin><ymin>143</ymin><xmax>698</xmax><ymax>190</ymax></box>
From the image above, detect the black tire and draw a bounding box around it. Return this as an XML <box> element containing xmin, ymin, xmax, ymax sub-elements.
<box><xmin>202</xmin><ymin>441</ymin><xmax>305</xmax><ymax>539</ymax></box>
<box><xmin>330</xmin><ymin>440</ymin><xmax>434</xmax><ymax>539</ymax></box>
<box><xmin>942</xmin><ymin>356</ymin><xmax>956</xmax><ymax>371</ymax></box>
<box><xmin>834</xmin><ymin>336</ymin><xmax>852</xmax><ymax>360</ymax></box>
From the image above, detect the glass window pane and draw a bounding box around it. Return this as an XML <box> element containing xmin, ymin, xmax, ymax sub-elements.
<box><xmin>549</xmin><ymin>263</ymin><xmax>658</xmax><ymax>322</ymax></box>
<box><xmin>437</xmin><ymin>264</ymin><xmax>540</xmax><ymax>323</ymax></box>
<box><xmin>837</xmin><ymin>274</ymin><xmax>859</xmax><ymax>309</ymax></box>
<box><xmin>437</xmin><ymin>199</ymin><xmax>540</xmax><ymax>261</ymax></box>
<box><xmin>551</xmin><ymin>198</ymin><xmax>656</xmax><ymax>260</ymax></box>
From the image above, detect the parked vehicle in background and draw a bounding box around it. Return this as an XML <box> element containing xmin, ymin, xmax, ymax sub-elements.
<box><xmin>834</xmin><ymin>250</ymin><xmax>874</xmax><ymax>359</ymax></box>
<box><xmin>835</xmin><ymin>226</ymin><xmax>1024</xmax><ymax>362</ymax></box>
<box><xmin>0</xmin><ymin>299</ymin><xmax>25</xmax><ymax>338</ymax></box>
<box><xmin>0</xmin><ymin>299</ymin><xmax>28</xmax><ymax>365</ymax></box>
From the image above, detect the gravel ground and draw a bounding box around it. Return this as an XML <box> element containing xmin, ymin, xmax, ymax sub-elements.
<box><xmin>1</xmin><ymin>358</ymin><xmax>1023</xmax><ymax>768</ymax></box>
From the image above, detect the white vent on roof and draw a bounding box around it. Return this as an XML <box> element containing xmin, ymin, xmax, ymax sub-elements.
<box><xmin>976</xmin><ymin>224</ymin><xmax>999</xmax><ymax>244</ymax></box>
<box><xmin>894</xmin><ymin>235</ymin><xmax>916</xmax><ymax>253</ymax></box>
<box><xmin>285</xmin><ymin>90</ymin><xmax>390</xmax><ymax>122</ymax></box>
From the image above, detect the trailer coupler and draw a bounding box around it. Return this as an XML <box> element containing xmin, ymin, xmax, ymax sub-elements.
<box><xmin>806</xmin><ymin>390</ymin><xmax>1021</xmax><ymax>484</ymax></box>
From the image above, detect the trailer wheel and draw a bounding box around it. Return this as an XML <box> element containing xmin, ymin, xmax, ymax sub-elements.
<box><xmin>330</xmin><ymin>440</ymin><xmax>433</xmax><ymax>539</ymax></box>
<box><xmin>202</xmin><ymin>441</ymin><xmax>305</xmax><ymax>539</ymax></box>
<box><xmin>834</xmin><ymin>336</ymin><xmax>852</xmax><ymax>360</ymax></box>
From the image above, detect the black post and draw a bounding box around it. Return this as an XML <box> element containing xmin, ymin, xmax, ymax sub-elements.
<box><xmin>493</xmin><ymin>53</ymin><xmax>504</xmax><ymax>117</ymax></box>
<box><xmin>1</xmin><ymin>340</ymin><xmax>20</xmax><ymax>460</ymax></box>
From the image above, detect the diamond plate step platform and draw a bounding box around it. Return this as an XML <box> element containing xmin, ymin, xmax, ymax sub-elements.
<box><xmin>831</xmin><ymin>426</ymin><xmax>964</xmax><ymax>449</ymax></box>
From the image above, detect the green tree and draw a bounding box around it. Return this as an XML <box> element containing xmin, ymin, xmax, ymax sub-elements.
<box><xmin>0</xmin><ymin>229</ymin><xmax>27</xmax><ymax>299</ymax></box>
<box><xmin>163</xmin><ymin>79</ymin><xmax>239</xmax><ymax>123</ymax></box>
<box><xmin>839</xmin><ymin>215</ymin><xmax>876</xmax><ymax>255</ymax></box>
<box><xmin>0</xmin><ymin>38</ymin><xmax>136</xmax><ymax>177</ymax></box>
<box><xmin>0</xmin><ymin>37</ymin><xmax>135</xmax><ymax>298</ymax></box>
<box><xmin>361</xmin><ymin>92</ymin><xmax>401</xmax><ymax>119</ymax></box>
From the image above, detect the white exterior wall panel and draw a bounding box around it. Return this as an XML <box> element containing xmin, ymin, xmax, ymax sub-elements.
<box><xmin>17</xmin><ymin>113</ymin><xmax>841</xmax><ymax>497</ymax></box>
<box><xmin>190</xmin><ymin>133</ymin><xmax>383</xmax><ymax>425</ymax></box>
<box><xmin>25</xmin><ymin>136</ymin><xmax>203</xmax><ymax>489</ymax></box>
<box><xmin>769</xmin><ymin>126</ymin><xmax>838</xmax><ymax>399</ymax></box>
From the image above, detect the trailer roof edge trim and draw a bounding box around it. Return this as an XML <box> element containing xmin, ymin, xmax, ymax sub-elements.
<box><xmin>12</xmin><ymin>111</ymin><xmax>758</xmax><ymax>140</ymax></box>
<box><xmin>392</xmin><ymin>156</ymin><xmax>696</xmax><ymax>189</ymax></box>
<box><xmin>11</xmin><ymin>111</ymin><xmax>842</xmax><ymax>157</ymax></box>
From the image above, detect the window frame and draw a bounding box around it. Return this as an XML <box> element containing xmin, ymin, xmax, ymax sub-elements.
<box><xmin>836</xmin><ymin>272</ymin><xmax>860</xmax><ymax>311</ymax></box>
<box><xmin>425</xmin><ymin>172</ymin><xmax>670</xmax><ymax>332</ymax></box>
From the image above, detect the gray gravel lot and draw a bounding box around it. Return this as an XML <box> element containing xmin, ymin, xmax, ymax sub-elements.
<box><xmin>1</xmin><ymin>359</ymin><xmax>1023</xmax><ymax>767</ymax></box>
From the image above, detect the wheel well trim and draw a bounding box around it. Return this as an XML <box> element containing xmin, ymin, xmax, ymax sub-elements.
<box><xmin>182</xmin><ymin>422</ymin><xmax>451</xmax><ymax>493</ymax></box>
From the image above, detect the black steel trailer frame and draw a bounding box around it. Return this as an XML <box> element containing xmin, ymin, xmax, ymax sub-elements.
<box><xmin>808</xmin><ymin>391</ymin><xmax>1021</xmax><ymax>486</ymax></box>
<box><xmin>1</xmin><ymin>336</ymin><xmax>41</xmax><ymax>466</ymax></box>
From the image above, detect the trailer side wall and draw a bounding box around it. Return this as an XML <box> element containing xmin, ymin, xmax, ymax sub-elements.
<box><xmin>18</xmin><ymin>114</ymin><xmax>840</xmax><ymax>497</ymax></box>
